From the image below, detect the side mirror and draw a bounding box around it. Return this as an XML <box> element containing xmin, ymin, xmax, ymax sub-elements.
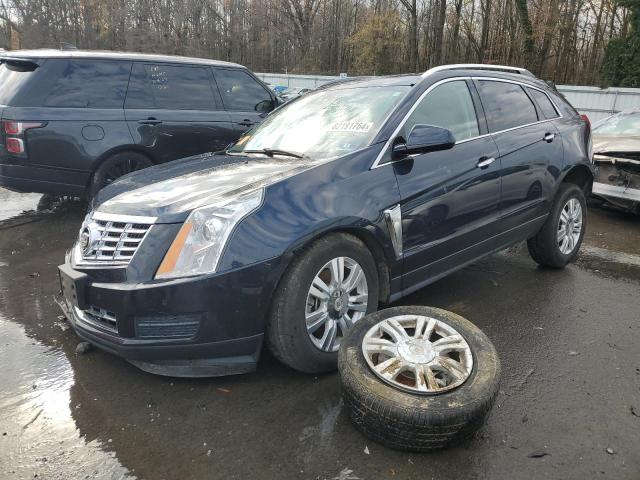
<box><xmin>255</xmin><ymin>99</ymin><xmax>275</xmax><ymax>113</ymax></box>
<box><xmin>392</xmin><ymin>124</ymin><xmax>455</xmax><ymax>159</ymax></box>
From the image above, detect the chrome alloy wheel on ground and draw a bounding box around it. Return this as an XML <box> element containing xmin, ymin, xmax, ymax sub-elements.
<box><xmin>558</xmin><ymin>198</ymin><xmax>583</xmax><ymax>255</ymax></box>
<box><xmin>361</xmin><ymin>314</ymin><xmax>473</xmax><ymax>394</ymax></box>
<box><xmin>305</xmin><ymin>257</ymin><xmax>369</xmax><ymax>352</ymax></box>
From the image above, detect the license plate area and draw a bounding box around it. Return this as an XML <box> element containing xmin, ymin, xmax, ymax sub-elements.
<box><xmin>58</xmin><ymin>264</ymin><xmax>89</xmax><ymax>310</ymax></box>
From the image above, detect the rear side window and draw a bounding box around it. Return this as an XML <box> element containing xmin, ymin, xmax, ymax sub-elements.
<box><xmin>43</xmin><ymin>60</ymin><xmax>131</xmax><ymax>108</ymax></box>
<box><xmin>476</xmin><ymin>80</ymin><xmax>538</xmax><ymax>132</ymax></box>
<box><xmin>125</xmin><ymin>63</ymin><xmax>217</xmax><ymax>110</ymax></box>
<box><xmin>214</xmin><ymin>69</ymin><xmax>272</xmax><ymax>111</ymax></box>
<box><xmin>404</xmin><ymin>80</ymin><xmax>479</xmax><ymax>142</ymax></box>
<box><xmin>0</xmin><ymin>61</ymin><xmax>39</xmax><ymax>105</ymax></box>
<box><xmin>527</xmin><ymin>88</ymin><xmax>559</xmax><ymax>119</ymax></box>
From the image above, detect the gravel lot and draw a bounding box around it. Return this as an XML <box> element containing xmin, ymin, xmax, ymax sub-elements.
<box><xmin>1</xmin><ymin>188</ymin><xmax>639</xmax><ymax>480</ymax></box>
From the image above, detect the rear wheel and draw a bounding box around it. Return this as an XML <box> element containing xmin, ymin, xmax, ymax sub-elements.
<box><xmin>267</xmin><ymin>233</ymin><xmax>379</xmax><ymax>373</ymax></box>
<box><xmin>527</xmin><ymin>183</ymin><xmax>586</xmax><ymax>268</ymax></box>
<box><xmin>88</xmin><ymin>151</ymin><xmax>153</xmax><ymax>198</ymax></box>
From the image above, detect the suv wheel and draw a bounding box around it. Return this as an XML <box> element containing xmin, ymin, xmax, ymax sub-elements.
<box><xmin>267</xmin><ymin>233</ymin><xmax>379</xmax><ymax>373</ymax></box>
<box><xmin>527</xmin><ymin>183</ymin><xmax>586</xmax><ymax>268</ymax></box>
<box><xmin>339</xmin><ymin>306</ymin><xmax>501</xmax><ymax>451</ymax></box>
<box><xmin>89</xmin><ymin>151</ymin><xmax>153</xmax><ymax>198</ymax></box>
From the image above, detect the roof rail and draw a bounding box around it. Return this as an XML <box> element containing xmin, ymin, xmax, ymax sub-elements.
<box><xmin>422</xmin><ymin>64</ymin><xmax>534</xmax><ymax>78</ymax></box>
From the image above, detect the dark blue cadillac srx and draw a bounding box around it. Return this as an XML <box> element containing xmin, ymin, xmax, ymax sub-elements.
<box><xmin>57</xmin><ymin>64</ymin><xmax>594</xmax><ymax>377</ymax></box>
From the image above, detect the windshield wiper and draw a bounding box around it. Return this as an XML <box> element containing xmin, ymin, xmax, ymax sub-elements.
<box><xmin>239</xmin><ymin>148</ymin><xmax>305</xmax><ymax>159</ymax></box>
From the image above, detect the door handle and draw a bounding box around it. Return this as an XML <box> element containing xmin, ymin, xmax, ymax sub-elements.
<box><xmin>138</xmin><ymin>118</ymin><xmax>162</xmax><ymax>126</ymax></box>
<box><xmin>543</xmin><ymin>132</ymin><xmax>555</xmax><ymax>142</ymax></box>
<box><xmin>476</xmin><ymin>156</ymin><xmax>495</xmax><ymax>169</ymax></box>
<box><xmin>238</xmin><ymin>119</ymin><xmax>256</xmax><ymax>127</ymax></box>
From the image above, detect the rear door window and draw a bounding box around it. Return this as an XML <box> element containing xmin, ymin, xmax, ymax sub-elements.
<box><xmin>476</xmin><ymin>80</ymin><xmax>539</xmax><ymax>132</ymax></box>
<box><xmin>125</xmin><ymin>63</ymin><xmax>218</xmax><ymax>110</ymax></box>
<box><xmin>214</xmin><ymin>69</ymin><xmax>272</xmax><ymax>111</ymax></box>
<box><xmin>527</xmin><ymin>88</ymin><xmax>559</xmax><ymax>119</ymax></box>
<box><xmin>43</xmin><ymin>60</ymin><xmax>131</xmax><ymax>108</ymax></box>
<box><xmin>404</xmin><ymin>80</ymin><xmax>479</xmax><ymax>142</ymax></box>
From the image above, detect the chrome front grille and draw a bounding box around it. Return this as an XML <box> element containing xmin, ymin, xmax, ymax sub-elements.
<box><xmin>75</xmin><ymin>305</ymin><xmax>118</xmax><ymax>333</ymax></box>
<box><xmin>75</xmin><ymin>212</ymin><xmax>156</xmax><ymax>266</ymax></box>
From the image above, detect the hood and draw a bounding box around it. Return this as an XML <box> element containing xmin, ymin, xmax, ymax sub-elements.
<box><xmin>593</xmin><ymin>135</ymin><xmax>640</xmax><ymax>155</ymax></box>
<box><xmin>93</xmin><ymin>152</ymin><xmax>314</xmax><ymax>222</ymax></box>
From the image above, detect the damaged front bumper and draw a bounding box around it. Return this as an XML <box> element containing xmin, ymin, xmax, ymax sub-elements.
<box><xmin>592</xmin><ymin>154</ymin><xmax>640</xmax><ymax>211</ymax></box>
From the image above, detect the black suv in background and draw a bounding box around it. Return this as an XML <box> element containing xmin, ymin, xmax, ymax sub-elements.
<box><xmin>0</xmin><ymin>49</ymin><xmax>278</xmax><ymax>197</ymax></box>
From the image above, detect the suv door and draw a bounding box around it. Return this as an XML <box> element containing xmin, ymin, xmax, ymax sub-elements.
<box><xmin>124</xmin><ymin>63</ymin><xmax>237</xmax><ymax>164</ymax></box>
<box><xmin>212</xmin><ymin>68</ymin><xmax>275</xmax><ymax>133</ymax></box>
<box><xmin>390</xmin><ymin>79</ymin><xmax>501</xmax><ymax>290</ymax></box>
<box><xmin>474</xmin><ymin>79</ymin><xmax>563</xmax><ymax>239</ymax></box>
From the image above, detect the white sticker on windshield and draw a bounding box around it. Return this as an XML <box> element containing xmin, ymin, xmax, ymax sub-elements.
<box><xmin>328</xmin><ymin>121</ymin><xmax>373</xmax><ymax>133</ymax></box>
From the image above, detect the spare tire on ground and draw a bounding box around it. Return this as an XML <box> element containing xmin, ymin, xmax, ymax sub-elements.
<box><xmin>338</xmin><ymin>306</ymin><xmax>500</xmax><ymax>451</ymax></box>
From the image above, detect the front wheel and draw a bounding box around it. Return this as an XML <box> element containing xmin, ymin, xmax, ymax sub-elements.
<box><xmin>527</xmin><ymin>183</ymin><xmax>587</xmax><ymax>268</ymax></box>
<box><xmin>267</xmin><ymin>233</ymin><xmax>379</xmax><ymax>373</ymax></box>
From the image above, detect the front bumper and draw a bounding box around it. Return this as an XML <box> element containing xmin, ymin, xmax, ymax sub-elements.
<box><xmin>593</xmin><ymin>161</ymin><xmax>640</xmax><ymax>208</ymax></box>
<box><xmin>56</xmin><ymin>257</ymin><xmax>285</xmax><ymax>377</ymax></box>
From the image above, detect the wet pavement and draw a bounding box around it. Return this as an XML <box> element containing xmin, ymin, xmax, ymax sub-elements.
<box><xmin>1</xmin><ymin>188</ymin><xmax>639</xmax><ymax>480</ymax></box>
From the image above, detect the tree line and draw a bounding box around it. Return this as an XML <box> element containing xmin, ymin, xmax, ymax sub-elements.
<box><xmin>0</xmin><ymin>0</ymin><xmax>637</xmax><ymax>86</ymax></box>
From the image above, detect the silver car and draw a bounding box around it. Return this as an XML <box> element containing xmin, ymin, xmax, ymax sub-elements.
<box><xmin>592</xmin><ymin>109</ymin><xmax>640</xmax><ymax>213</ymax></box>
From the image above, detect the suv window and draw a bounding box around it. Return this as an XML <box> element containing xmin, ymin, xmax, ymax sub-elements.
<box><xmin>0</xmin><ymin>61</ymin><xmax>39</xmax><ymax>106</ymax></box>
<box><xmin>404</xmin><ymin>80</ymin><xmax>479</xmax><ymax>142</ymax></box>
<box><xmin>42</xmin><ymin>60</ymin><xmax>131</xmax><ymax>108</ymax></box>
<box><xmin>125</xmin><ymin>63</ymin><xmax>217</xmax><ymax>110</ymax></box>
<box><xmin>528</xmin><ymin>88</ymin><xmax>559</xmax><ymax>119</ymax></box>
<box><xmin>215</xmin><ymin>69</ymin><xmax>272</xmax><ymax>111</ymax></box>
<box><xmin>476</xmin><ymin>80</ymin><xmax>538</xmax><ymax>132</ymax></box>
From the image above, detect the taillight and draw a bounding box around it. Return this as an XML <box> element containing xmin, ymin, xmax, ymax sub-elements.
<box><xmin>580</xmin><ymin>114</ymin><xmax>591</xmax><ymax>129</ymax></box>
<box><xmin>3</xmin><ymin>120</ymin><xmax>44</xmax><ymax>155</ymax></box>
<box><xmin>4</xmin><ymin>121</ymin><xmax>44</xmax><ymax>135</ymax></box>
<box><xmin>6</xmin><ymin>137</ymin><xmax>24</xmax><ymax>154</ymax></box>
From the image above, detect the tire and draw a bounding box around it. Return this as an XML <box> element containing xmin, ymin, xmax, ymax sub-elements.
<box><xmin>339</xmin><ymin>306</ymin><xmax>501</xmax><ymax>452</ymax></box>
<box><xmin>88</xmin><ymin>151</ymin><xmax>153</xmax><ymax>199</ymax></box>
<box><xmin>527</xmin><ymin>183</ymin><xmax>587</xmax><ymax>268</ymax></box>
<box><xmin>267</xmin><ymin>233</ymin><xmax>379</xmax><ymax>374</ymax></box>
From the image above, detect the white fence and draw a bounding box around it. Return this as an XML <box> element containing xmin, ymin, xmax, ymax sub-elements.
<box><xmin>256</xmin><ymin>72</ymin><xmax>640</xmax><ymax>123</ymax></box>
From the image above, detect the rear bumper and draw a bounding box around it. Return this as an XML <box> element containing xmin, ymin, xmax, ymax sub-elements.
<box><xmin>592</xmin><ymin>182</ymin><xmax>640</xmax><ymax>202</ymax></box>
<box><xmin>0</xmin><ymin>163</ymin><xmax>87</xmax><ymax>195</ymax></box>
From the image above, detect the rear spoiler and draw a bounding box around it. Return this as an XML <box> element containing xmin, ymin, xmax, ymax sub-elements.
<box><xmin>0</xmin><ymin>56</ymin><xmax>40</xmax><ymax>72</ymax></box>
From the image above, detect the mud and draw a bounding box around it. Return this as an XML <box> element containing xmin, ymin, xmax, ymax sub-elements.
<box><xmin>1</xmin><ymin>188</ymin><xmax>639</xmax><ymax>480</ymax></box>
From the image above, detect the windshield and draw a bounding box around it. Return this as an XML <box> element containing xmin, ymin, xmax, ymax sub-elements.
<box><xmin>593</xmin><ymin>112</ymin><xmax>640</xmax><ymax>136</ymax></box>
<box><xmin>228</xmin><ymin>85</ymin><xmax>410</xmax><ymax>160</ymax></box>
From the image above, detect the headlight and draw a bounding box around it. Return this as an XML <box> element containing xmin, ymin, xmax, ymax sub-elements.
<box><xmin>155</xmin><ymin>189</ymin><xmax>263</xmax><ymax>279</ymax></box>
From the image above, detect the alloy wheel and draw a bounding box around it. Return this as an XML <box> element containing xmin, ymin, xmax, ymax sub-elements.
<box><xmin>361</xmin><ymin>314</ymin><xmax>473</xmax><ymax>394</ymax></box>
<box><xmin>305</xmin><ymin>256</ymin><xmax>368</xmax><ymax>352</ymax></box>
<box><xmin>557</xmin><ymin>198</ymin><xmax>583</xmax><ymax>255</ymax></box>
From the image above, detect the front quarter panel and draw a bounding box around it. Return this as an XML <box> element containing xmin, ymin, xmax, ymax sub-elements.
<box><xmin>218</xmin><ymin>144</ymin><xmax>401</xmax><ymax>279</ymax></box>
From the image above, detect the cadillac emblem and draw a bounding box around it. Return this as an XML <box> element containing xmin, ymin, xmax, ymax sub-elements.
<box><xmin>79</xmin><ymin>227</ymin><xmax>91</xmax><ymax>254</ymax></box>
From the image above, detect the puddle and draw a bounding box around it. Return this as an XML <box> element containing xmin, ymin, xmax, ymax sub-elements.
<box><xmin>0</xmin><ymin>316</ymin><xmax>134</xmax><ymax>479</ymax></box>
<box><xmin>0</xmin><ymin>188</ymin><xmax>42</xmax><ymax>221</ymax></box>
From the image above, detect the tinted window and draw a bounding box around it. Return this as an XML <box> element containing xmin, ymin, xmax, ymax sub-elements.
<box><xmin>404</xmin><ymin>80</ymin><xmax>479</xmax><ymax>142</ymax></box>
<box><xmin>0</xmin><ymin>61</ymin><xmax>38</xmax><ymax>105</ymax></box>
<box><xmin>125</xmin><ymin>63</ymin><xmax>217</xmax><ymax>110</ymax></box>
<box><xmin>43</xmin><ymin>60</ymin><xmax>131</xmax><ymax>108</ymax></box>
<box><xmin>528</xmin><ymin>88</ymin><xmax>559</xmax><ymax>119</ymax></box>
<box><xmin>477</xmin><ymin>80</ymin><xmax>538</xmax><ymax>132</ymax></box>
<box><xmin>215</xmin><ymin>69</ymin><xmax>272</xmax><ymax>111</ymax></box>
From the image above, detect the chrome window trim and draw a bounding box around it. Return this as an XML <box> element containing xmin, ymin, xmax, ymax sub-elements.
<box><xmin>370</xmin><ymin>75</ymin><xmax>563</xmax><ymax>169</ymax></box>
